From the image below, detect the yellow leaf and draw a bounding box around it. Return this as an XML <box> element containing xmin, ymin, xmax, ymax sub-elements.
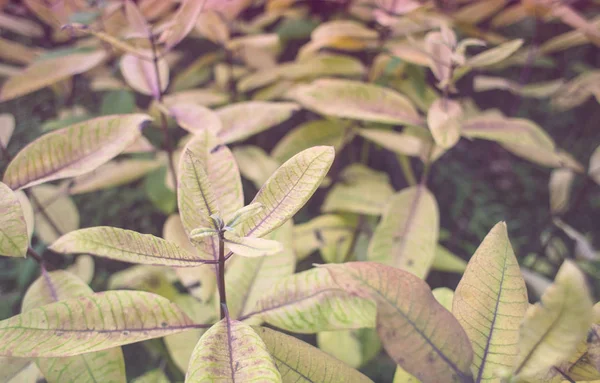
<box><xmin>358</xmin><ymin>128</ymin><xmax>430</xmax><ymax>158</ymax></box>
<box><xmin>432</xmin><ymin>287</ymin><xmax>454</xmax><ymax>311</ymax></box>
<box><xmin>467</xmin><ymin>39</ymin><xmax>524</xmax><ymax>68</ymax></box>
<box><xmin>0</xmin><ymin>182</ymin><xmax>28</xmax><ymax>257</ymax></box>
<box><xmin>393</xmin><ymin>365</ymin><xmax>422</xmax><ymax>383</ymax></box>
<box><xmin>195</xmin><ymin>10</ymin><xmax>230</xmax><ymax>44</ymax></box>
<box><xmin>185</xmin><ymin>319</ymin><xmax>281</xmax><ymax>382</ymax></box>
<box><xmin>255</xmin><ymin>326</ymin><xmax>375</xmax><ymax>383</ymax></box>
<box><xmin>368</xmin><ymin>185</ymin><xmax>439</xmax><ymax>279</ymax></box>
<box><xmin>3</xmin><ymin>114</ymin><xmax>149</xmax><ymax>190</ymax></box>
<box><xmin>491</xmin><ymin>4</ymin><xmax>528</xmax><ymax>28</ymax></box>
<box><xmin>323</xmin><ymin>262</ymin><xmax>474</xmax><ymax>383</ymax></box>
<box><xmin>549</xmin><ymin>168</ymin><xmax>574</xmax><ymax>214</ymax></box>
<box><xmin>69</xmin><ymin>159</ymin><xmax>162</xmax><ymax>194</ymax></box>
<box><xmin>282</xmin><ymin>54</ymin><xmax>366</xmax><ymax>81</ymax></box>
<box><xmin>427</xmin><ymin>98</ymin><xmax>462</xmax><ymax>149</ymax></box>
<box><xmin>513</xmin><ymin>261</ymin><xmax>593</xmax><ymax>380</ymax></box>
<box><xmin>292</xmin><ymin>214</ymin><xmax>355</xmax><ymax>261</ymax></box>
<box><xmin>432</xmin><ymin>245</ymin><xmax>467</xmax><ymax>273</ymax></box>
<box><xmin>0</xmin><ymin>37</ymin><xmax>41</xmax><ymax>65</ymax></box>
<box><xmin>0</xmin><ymin>12</ymin><xmax>43</xmax><ymax>38</ymax></box>
<box><xmin>232</xmin><ymin>145</ymin><xmax>280</xmax><ymax>189</ymax></box>
<box><xmin>169</xmin><ymin>103</ymin><xmax>222</xmax><ymax>135</ymax></box>
<box><xmin>159</xmin><ymin>0</ymin><xmax>207</xmax><ymax>50</ymax></box>
<box><xmin>31</xmin><ymin>184</ymin><xmax>79</xmax><ymax>244</ymax></box>
<box><xmin>161</xmin><ymin>89</ymin><xmax>229</xmax><ymax>108</ymax></box>
<box><xmin>120</xmin><ymin>53</ymin><xmax>169</xmax><ymax>98</ymax></box>
<box><xmin>0</xmin><ymin>50</ymin><xmax>106</xmax><ymax>101</ymax></box>
<box><xmin>453</xmin><ymin>222</ymin><xmax>528</xmax><ymax>382</ymax></box>
<box><xmin>317</xmin><ymin>328</ymin><xmax>381</xmax><ymax>369</ymax></box>
<box><xmin>551</xmin><ymin>71</ymin><xmax>600</xmax><ymax>112</ymax></box>
<box><xmin>66</xmin><ymin>254</ymin><xmax>95</xmax><ymax>284</ymax></box>
<box><xmin>453</xmin><ymin>0</ymin><xmax>506</xmax><ymax>25</ymax></box>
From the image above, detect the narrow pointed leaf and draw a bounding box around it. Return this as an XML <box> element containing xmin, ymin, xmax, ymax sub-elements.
<box><xmin>427</xmin><ymin>98</ymin><xmax>462</xmax><ymax>149</ymax></box>
<box><xmin>185</xmin><ymin>319</ymin><xmax>281</xmax><ymax>382</ymax></box>
<box><xmin>549</xmin><ymin>168</ymin><xmax>574</xmax><ymax>214</ymax></box>
<box><xmin>452</xmin><ymin>222</ymin><xmax>528</xmax><ymax>383</ymax></box>
<box><xmin>50</xmin><ymin>226</ymin><xmax>211</xmax><ymax>266</ymax></box>
<box><xmin>159</xmin><ymin>0</ymin><xmax>206</xmax><ymax>50</ymax></box>
<box><xmin>358</xmin><ymin>128</ymin><xmax>429</xmax><ymax>157</ymax></box>
<box><xmin>0</xmin><ymin>291</ymin><xmax>195</xmax><ymax>357</ymax></box>
<box><xmin>467</xmin><ymin>39</ymin><xmax>524</xmax><ymax>68</ymax></box>
<box><xmin>3</xmin><ymin>114</ymin><xmax>149</xmax><ymax>190</ymax></box>
<box><xmin>0</xmin><ymin>182</ymin><xmax>28</xmax><ymax>258</ymax></box>
<box><xmin>239</xmin><ymin>146</ymin><xmax>335</xmax><ymax>239</ymax></box>
<box><xmin>225</xmin><ymin>202</ymin><xmax>263</xmax><ymax>228</ymax></box>
<box><xmin>224</xmin><ymin>232</ymin><xmax>283</xmax><ymax>258</ymax></box>
<box><xmin>324</xmin><ymin>262</ymin><xmax>474</xmax><ymax>383</ymax></box>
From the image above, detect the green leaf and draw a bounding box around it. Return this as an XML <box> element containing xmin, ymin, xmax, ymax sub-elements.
<box><xmin>50</xmin><ymin>226</ymin><xmax>211</xmax><ymax>266</ymax></box>
<box><xmin>255</xmin><ymin>326</ymin><xmax>374</xmax><ymax>383</ymax></box>
<box><xmin>432</xmin><ymin>245</ymin><xmax>467</xmax><ymax>273</ymax></box>
<box><xmin>132</xmin><ymin>369</ymin><xmax>170</xmax><ymax>383</ymax></box>
<box><xmin>466</xmin><ymin>39</ymin><xmax>523</xmax><ymax>68</ymax></box>
<box><xmin>452</xmin><ymin>222</ymin><xmax>528</xmax><ymax>383</ymax></box>
<box><xmin>0</xmin><ymin>182</ymin><xmax>28</xmax><ymax>258</ymax></box>
<box><xmin>324</xmin><ymin>262</ymin><xmax>474</xmax><ymax>383</ymax></box>
<box><xmin>432</xmin><ymin>287</ymin><xmax>454</xmax><ymax>311</ymax></box>
<box><xmin>224</xmin><ymin>232</ymin><xmax>283</xmax><ymax>258</ymax></box>
<box><xmin>145</xmin><ymin>166</ymin><xmax>177</xmax><ymax>214</ymax></box>
<box><xmin>185</xmin><ymin>319</ymin><xmax>281</xmax><ymax>382</ymax></box>
<box><xmin>101</xmin><ymin>90</ymin><xmax>136</xmax><ymax>115</ymax></box>
<box><xmin>292</xmin><ymin>214</ymin><xmax>354</xmax><ymax>261</ymax></box>
<box><xmin>3</xmin><ymin>114</ymin><xmax>149</xmax><ymax>190</ymax></box>
<box><xmin>317</xmin><ymin>328</ymin><xmax>381</xmax><ymax>369</ymax></box>
<box><xmin>0</xmin><ymin>291</ymin><xmax>195</xmax><ymax>357</ymax></box>
<box><xmin>291</xmin><ymin>79</ymin><xmax>422</xmax><ymax>126</ymax></box>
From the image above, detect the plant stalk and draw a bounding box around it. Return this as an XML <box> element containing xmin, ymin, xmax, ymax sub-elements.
<box><xmin>217</xmin><ymin>234</ymin><xmax>227</xmax><ymax>319</ymax></box>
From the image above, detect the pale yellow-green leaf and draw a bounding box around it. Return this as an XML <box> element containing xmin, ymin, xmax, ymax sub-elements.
<box><xmin>453</xmin><ymin>222</ymin><xmax>528</xmax><ymax>383</ymax></box>
<box><xmin>161</xmin><ymin>89</ymin><xmax>229</xmax><ymax>108</ymax></box>
<box><xmin>63</xmin><ymin>25</ymin><xmax>152</xmax><ymax>59</ymax></box>
<box><xmin>255</xmin><ymin>326</ymin><xmax>375</xmax><ymax>383</ymax></box>
<box><xmin>291</xmin><ymin>79</ymin><xmax>422</xmax><ymax>126</ymax></box>
<box><xmin>238</xmin><ymin>146</ymin><xmax>335</xmax><ymax>239</ymax></box>
<box><xmin>216</xmin><ymin>101</ymin><xmax>300</xmax><ymax>144</ymax></box>
<box><xmin>224</xmin><ymin>232</ymin><xmax>283</xmax><ymax>258</ymax></box>
<box><xmin>132</xmin><ymin>369</ymin><xmax>170</xmax><ymax>383</ymax></box>
<box><xmin>368</xmin><ymin>185</ymin><xmax>439</xmax><ymax>278</ymax></box>
<box><xmin>31</xmin><ymin>184</ymin><xmax>79</xmax><ymax>244</ymax></box>
<box><xmin>473</xmin><ymin>76</ymin><xmax>564</xmax><ymax>98</ymax></box>
<box><xmin>427</xmin><ymin>98</ymin><xmax>462</xmax><ymax>149</ymax></box>
<box><xmin>225</xmin><ymin>202</ymin><xmax>263</xmax><ymax>228</ymax></box>
<box><xmin>3</xmin><ymin>114</ymin><xmax>149</xmax><ymax>190</ymax></box>
<box><xmin>0</xmin><ymin>182</ymin><xmax>28</xmax><ymax>257</ymax></box>
<box><xmin>0</xmin><ymin>357</ymin><xmax>36</xmax><ymax>383</ymax></box>
<box><xmin>124</xmin><ymin>0</ymin><xmax>150</xmax><ymax>38</ymax></box>
<box><xmin>358</xmin><ymin>128</ymin><xmax>429</xmax><ymax>158</ymax></box>
<box><xmin>589</xmin><ymin>145</ymin><xmax>600</xmax><ymax>185</ymax></box>
<box><xmin>549</xmin><ymin>168</ymin><xmax>574</xmax><ymax>214</ymax></box>
<box><xmin>66</xmin><ymin>254</ymin><xmax>95</xmax><ymax>284</ymax></box>
<box><xmin>553</xmin><ymin>218</ymin><xmax>597</xmax><ymax>261</ymax></box>
<box><xmin>185</xmin><ymin>319</ymin><xmax>281</xmax><ymax>382</ymax></box>
<box><xmin>107</xmin><ymin>265</ymin><xmax>179</xmax><ymax>301</ymax></box>
<box><xmin>15</xmin><ymin>190</ymin><xmax>34</xmax><ymax>242</ymax></box>
<box><xmin>120</xmin><ymin>53</ymin><xmax>169</xmax><ymax>98</ymax></box>
<box><xmin>432</xmin><ymin>245</ymin><xmax>467</xmax><ymax>273</ymax></box>
<box><xmin>171</xmin><ymin>52</ymin><xmax>222</xmax><ymax>92</ymax></box>
<box><xmin>169</xmin><ymin>103</ymin><xmax>222</xmax><ymax>135</ymax></box>
<box><xmin>0</xmin><ymin>290</ymin><xmax>195</xmax><ymax>357</ymax></box>
<box><xmin>69</xmin><ymin>159</ymin><xmax>162</xmax><ymax>194</ymax></box>
<box><xmin>550</xmin><ymin>71</ymin><xmax>600</xmax><ymax>112</ymax></box>
<box><xmin>292</xmin><ymin>214</ymin><xmax>354</xmax><ymax>261</ymax></box>
<box><xmin>317</xmin><ymin>330</ymin><xmax>362</xmax><ymax>368</ymax></box>
<box><xmin>195</xmin><ymin>10</ymin><xmax>230</xmax><ymax>44</ymax></box>
<box><xmin>538</xmin><ymin>16</ymin><xmax>600</xmax><ymax>55</ymax></box>
<box><xmin>50</xmin><ymin>226</ymin><xmax>210</xmax><ymax>266</ymax></box>
<box><xmin>0</xmin><ymin>113</ymin><xmax>15</xmax><ymax>147</ymax></box>
<box><xmin>453</xmin><ymin>0</ymin><xmax>505</xmax><ymax>24</ymax></box>
<box><xmin>287</xmin><ymin>54</ymin><xmax>366</xmax><ymax>80</ymax></box>
<box><xmin>424</xmin><ymin>31</ymin><xmax>453</xmax><ymax>86</ymax></box>
<box><xmin>513</xmin><ymin>260</ymin><xmax>593</xmax><ymax>380</ymax></box>
<box><xmin>271</xmin><ymin>119</ymin><xmax>349</xmax><ymax>163</ymax></box>
<box><xmin>232</xmin><ymin>145</ymin><xmax>280</xmax><ymax>189</ymax></box>
<box><xmin>393</xmin><ymin>366</ymin><xmax>422</xmax><ymax>383</ymax></box>
<box><xmin>249</xmin><ymin>267</ymin><xmax>375</xmax><ymax>333</ymax></box>
<box><xmin>0</xmin><ymin>50</ymin><xmax>106</xmax><ymax>102</ymax></box>
<box><xmin>164</xmin><ymin>294</ymin><xmax>217</xmax><ymax>373</ymax></box>
<box><xmin>432</xmin><ymin>287</ymin><xmax>454</xmax><ymax>311</ymax></box>
<box><xmin>159</xmin><ymin>0</ymin><xmax>207</xmax><ymax>50</ymax></box>
<box><xmin>467</xmin><ymin>39</ymin><xmax>524</xmax><ymax>68</ymax></box>
<box><xmin>323</xmin><ymin>262</ymin><xmax>474</xmax><ymax>383</ymax></box>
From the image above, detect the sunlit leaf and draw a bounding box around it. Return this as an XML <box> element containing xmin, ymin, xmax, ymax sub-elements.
<box><xmin>69</xmin><ymin>159</ymin><xmax>162</xmax><ymax>194</ymax></box>
<box><xmin>225</xmin><ymin>202</ymin><xmax>263</xmax><ymax>228</ymax></box>
<box><xmin>159</xmin><ymin>0</ymin><xmax>207</xmax><ymax>50</ymax></box>
<box><xmin>466</xmin><ymin>39</ymin><xmax>523</xmax><ymax>68</ymax></box>
<box><xmin>195</xmin><ymin>10</ymin><xmax>230</xmax><ymax>44</ymax></box>
<box><xmin>453</xmin><ymin>222</ymin><xmax>528</xmax><ymax>382</ymax></box>
<box><xmin>161</xmin><ymin>89</ymin><xmax>229</xmax><ymax>108</ymax></box>
<box><xmin>432</xmin><ymin>287</ymin><xmax>454</xmax><ymax>311</ymax></box>
<box><xmin>3</xmin><ymin>114</ymin><xmax>149</xmax><ymax>190</ymax></box>
<box><xmin>0</xmin><ymin>182</ymin><xmax>28</xmax><ymax>258</ymax></box>
<box><xmin>31</xmin><ymin>184</ymin><xmax>79</xmax><ymax>244</ymax></box>
<box><xmin>427</xmin><ymin>98</ymin><xmax>462</xmax><ymax>149</ymax></box>
<box><xmin>432</xmin><ymin>245</ymin><xmax>467</xmax><ymax>274</ymax></box>
<box><xmin>0</xmin><ymin>113</ymin><xmax>15</xmax><ymax>147</ymax></box>
<box><xmin>453</xmin><ymin>0</ymin><xmax>505</xmax><ymax>24</ymax></box>
<box><xmin>232</xmin><ymin>145</ymin><xmax>280</xmax><ymax>189</ymax></box>
<box><xmin>120</xmin><ymin>53</ymin><xmax>169</xmax><ymax>98</ymax></box>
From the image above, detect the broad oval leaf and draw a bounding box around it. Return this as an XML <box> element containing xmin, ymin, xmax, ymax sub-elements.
<box><xmin>50</xmin><ymin>226</ymin><xmax>211</xmax><ymax>266</ymax></box>
<box><xmin>120</xmin><ymin>53</ymin><xmax>169</xmax><ymax>98</ymax></box>
<box><xmin>291</xmin><ymin>79</ymin><xmax>422</xmax><ymax>126</ymax></box>
<box><xmin>31</xmin><ymin>184</ymin><xmax>80</xmax><ymax>244</ymax></box>
<box><xmin>185</xmin><ymin>319</ymin><xmax>281</xmax><ymax>382</ymax></box>
<box><xmin>3</xmin><ymin>114</ymin><xmax>149</xmax><ymax>190</ymax></box>
<box><xmin>368</xmin><ymin>185</ymin><xmax>439</xmax><ymax>279</ymax></box>
<box><xmin>324</xmin><ymin>262</ymin><xmax>474</xmax><ymax>383</ymax></box>
<box><xmin>239</xmin><ymin>146</ymin><xmax>334</xmax><ymax>239</ymax></box>
<box><xmin>427</xmin><ymin>98</ymin><xmax>462</xmax><ymax>149</ymax></box>
<box><xmin>512</xmin><ymin>260</ymin><xmax>593</xmax><ymax>380</ymax></box>
<box><xmin>0</xmin><ymin>182</ymin><xmax>28</xmax><ymax>257</ymax></box>
<box><xmin>69</xmin><ymin>159</ymin><xmax>162</xmax><ymax>194</ymax></box>
<box><xmin>255</xmin><ymin>326</ymin><xmax>374</xmax><ymax>383</ymax></box>
<box><xmin>0</xmin><ymin>50</ymin><xmax>106</xmax><ymax>102</ymax></box>
<box><xmin>452</xmin><ymin>222</ymin><xmax>528</xmax><ymax>383</ymax></box>
<box><xmin>0</xmin><ymin>290</ymin><xmax>195</xmax><ymax>357</ymax></box>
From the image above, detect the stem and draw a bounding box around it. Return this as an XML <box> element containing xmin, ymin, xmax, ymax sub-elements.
<box><xmin>217</xmin><ymin>234</ymin><xmax>227</xmax><ymax>319</ymax></box>
<box><xmin>27</xmin><ymin>246</ymin><xmax>43</xmax><ymax>264</ymax></box>
<box><xmin>224</xmin><ymin>48</ymin><xmax>238</xmax><ymax>101</ymax></box>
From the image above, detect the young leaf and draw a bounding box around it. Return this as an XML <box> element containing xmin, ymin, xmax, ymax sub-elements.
<box><xmin>185</xmin><ymin>319</ymin><xmax>281</xmax><ymax>382</ymax></box>
<box><xmin>324</xmin><ymin>262</ymin><xmax>474</xmax><ymax>383</ymax></box>
<box><xmin>120</xmin><ymin>53</ymin><xmax>169</xmax><ymax>98</ymax></box>
<box><xmin>238</xmin><ymin>146</ymin><xmax>335</xmax><ymax>239</ymax></box>
<box><xmin>223</xmin><ymin>232</ymin><xmax>283</xmax><ymax>258</ymax></box>
<box><xmin>31</xmin><ymin>184</ymin><xmax>80</xmax><ymax>244</ymax></box>
<box><xmin>3</xmin><ymin>114</ymin><xmax>149</xmax><ymax>190</ymax></box>
<box><xmin>0</xmin><ymin>50</ymin><xmax>106</xmax><ymax>102</ymax></box>
<box><xmin>427</xmin><ymin>98</ymin><xmax>462</xmax><ymax>149</ymax></box>
<box><xmin>255</xmin><ymin>326</ymin><xmax>374</xmax><ymax>383</ymax></box>
<box><xmin>0</xmin><ymin>291</ymin><xmax>195</xmax><ymax>357</ymax></box>
<box><xmin>68</xmin><ymin>159</ymin><xmax>162</xmax><ymax>194</ymax></box>
<box><xmin>0</xmin><ymin>182</ymin><xmax>28</xmax><ymax>258</ymax></box>
<box><xmin>232</xmin><ymin>145</ymin><xmax>280</xmax><ymax>188</ymax></box>
<box><xmin>368</xmin><ymin>185</ymin><xmax>439</xmax><ymax>278</ymax></box>
<box><xmin>466</xmin><ymin>39</ymin><xmax>523</xmax><ymax>68</ymax></box>
<box><xmin>291</xmin><ymin>79</ymin><xmax>422</xmax><ymax>126</ymax></box>
<box><xmin>0</xmin><ymin>113</ymin><xmax>15</xmax><ymax>147</ymax></box>
<box><xmin>512</xmin><ymin>260</ymin><xmax>593</xmax><ymax>380</ymax></box>
<box><xmin>50</xmin><ymin>226</ymin><xmax>212</xmax><ymax>266</ymax></box>
<box><xmin>452</xmin><ymin>222</ymin><xmax>528</xmax><ymax>383</ymax></box>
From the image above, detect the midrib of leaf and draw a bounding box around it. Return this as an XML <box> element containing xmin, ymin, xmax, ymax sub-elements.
<box><xmin>393</xmin><ymin>184</ymin><xmax>424</xmax><ymax>263</ymax></box>
<box><xmin>188</xmin><ymin>153</ymin><xmax>218</xmax><ymax>228</ymax></box>
<box><xmin>0</xmin><ymin>227</ymin><xmax>22</xmax><ymax>255</ymax></box>
<box><xmin>226</xmin><ymin>317</ymin><xmax>236</xmax><ymax>383</ymax></box>
<box><xmin>41</xmin><ymin>269</ymin><xmax>59</xmax><ymax>302</ymax></box>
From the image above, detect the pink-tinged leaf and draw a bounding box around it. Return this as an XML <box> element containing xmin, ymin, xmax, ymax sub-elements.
<box><xmin>124</xmin><ymin>0</ymin><xmax>150</xmax><ymax>38</ymax></box>
<box><xmin>159</xmin><ymin>0</ymin><xmax>207</xmax><ymax>50</ymax></box>
<box><xmin>120</xmin><ymin>53</ymin><xmax>169</xmax><ymax>98</ymax></box>
<box><xmin>169</xmin><ymin>103</ymin><xmax>222</xmax><ymax>135</ymax></box>
<box><xmin>0</xmin><ymin>181</ymin><xmax>28</xmax><ymax>258</ymax></box>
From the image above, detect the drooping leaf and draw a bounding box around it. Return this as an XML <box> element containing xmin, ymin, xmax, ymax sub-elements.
<box><xmin>452</xmin><ymin>222</ymin><xmax>528</xmax><ymax>383</ymax></box>
<box><xmin>368</xmin><ymin>185</ymin><xmax>439</xmax><ymax>278</ymax></box>
<box><xmin>50</xmin><ymin>226</ymin><xmax>211</xmax><ymax>266</ymax></box>
<box><xmin>232</xmin><ymin>145</ymin><xmax>280</xmax><ymax>189</ymax></box>
<box><xmin>512</xmin><ymin>260</ymin><xmax>593</xmax><ymax>380</ymax></box>
<box><xmin>3</xmin><ymin>114</ymin><xmax>149</xmax><ymax>190</ymax></box>
<box><xmin>31</xmin><ymin>184</ymin><xmax>79</xmax><ymax>244</ymax></box>
<box><xmin>324</xmin><ymin>262</ymin><xmax>474</xmax><ymax>383</ymax></box>
<box><xmin>255</xmin><ymin>326</ymin><xmax>374</xmax><ymax>383</ymax></box>
<box><xmin>0</xmin><ymin>50</ymin><xmax>106</xmax><ymax>101</ymax></box>
<box><xmin>0</xmin><ymin>182</ymin><xmax>28</xmax><ymax>258</ymax></box>
<box><xmin>185</xmin><ymin>319</ymin><xmax>281</xmax><ymax>382</ymax></box>
<box><xmin>466</xmin><ymin>39</ymin><xmax>524</xmax><ymax>68</ymax></box>
<box><xmin>432</xmin><ymin>245</ymin><xmax>467</xmax><ymax>274</ymax></box>
<box><xmin>291</xmin><ymin>79</ymin><xmax>422</xmax><ymax>126</ymax></box>
<box><xmin>120</xmin><ymin>53</ymin><xmax>169</xmax><ymax>99</ymax></box>
<box><xmin>0</xmin><ymin>291</ymin><xmax>195</xmax><ymax>357</ymax></box>
<box><xmin>0</xmin><ymin>113</ymin><xmax>15</xmax><ymax>147</ymax></box>
<box><xmin>238</xmin><ymin>146</ymin><xmax>335</xmax><ymax>239</ymax></box>
<box><xmin>69</xmin><ymin>159</ymin><xmax>162</xmax><ymax>194</ymax></box>
<box><xmin>427</xmin><ymin>98</ymin><xmax>462</xmax><ymax>149</ymax></box>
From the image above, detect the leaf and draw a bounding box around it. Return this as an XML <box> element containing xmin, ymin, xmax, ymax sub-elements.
<box><xmin>427</xmin><ymin>98</ymin><xmax>462</xmax><ymax>149</ymax></box>
<box><xmin>159</xmin><ymin>0</ymin><xmax>206</xmax><ymax>50</ymax></box>
<box><xmin>15</xmin><ymin>190</ymin><xmax>34</xmax><ymax>242</ymax></box>
<box><xmin>368</xmin><ymin>185</ymin><xmax>439</xmax><ymax>279</ymax></box>
<box><xmin>108</xmin><ymin>266</ymin><xmax>179</xmax><ymax>301</ymax></box>
<box><xmin>512</xmin><ymin>260</ymin><xmax>593</xmax><ymax>380</ymax></box>
<box><xmin>100</xmin><ymin>90</ymin><xmax>136</xmax><ymax>115</ymax></box>
<box><xmin>255</xmin><ymin>326</ymin><xmax>375</xmax><ymax>383</ymax></box>
<box><xmin>232</xmin><ymin>145</ymin><xmax>280</xmax><ymax>189</ymax></box>
<box><xmin>0</xmin><ymin>50</ymin><xmax>106</xmax><ymax>101</ymax></box>
<box><xmin>393</xmin><ymin>366</ymin><xmax>421</xmax><ymax>383</ymax></box>
<box><xmin>473</xmin><ymin>76</ymin><xmax>563</xmax><ymax>98</ymax></box>
<box><xmin>432</xmin><ymin>245</ymin><xmax>467</xmax><ymax>273</ymax></box>
<box><xmin>0</xmin><ymin>357</ymin><xmax>37</xmax><ymax>383</ymax></box>
<box><xmin>145</xmin><ymin>166</ymin><xmax>177</xmax><ymax>214</ymax></box>
<box><xmin>0</xmin><ymin>113</ymin><xmax>15</xmax><ymax>147</ymax></box>
<box><xmin>225</xmin><ymin>202</ymin><xmax>263</xmax><ymax>228</ymax></box>
<box><xmin>31</xmin><ymin>184</ymin><xmax>79</xmax><ymax>244</ymax></box>
<box><xmin>0</xmin><ymin>182</ymin><xmax>28</xmax><ymax>258</ymax></box>
<box><xmin>66</xmin><ymin>254</ymin><xmax>94</xmax><ymax>284</ymax></box>
<box><xmin>132</xmin><ymin>369</ymin><xmax>170</xmax><ymax>383</ymax></box>
<box><xmin>317</xmin><ymin>330</ymin><xmax>362</xmax><ymax>368</ymax></box>
<box><xmin>324</xmin><ymin>262</ymin><xmax>474</xmax><ymax>383</ymax></box>
<box><xmin>549</xmin><ymin>168</ymin><xmax>574</xmax><ymax>214</ymax></box>
<box><xmin>432</xmin><ymin>287</ymin><xmax>454</xmax><ymax>311</ymax></box>
<box><xmin>120</xmin><ymin>53</ymin><xmax>169</xmax><ymax>98</ymax></box>
<box><xmin>50</xmin><ymin>226</ymin><xmax>211</xmax><ymax>266</ymax></box>
<box><xmin>553</xmin><ymin>218</ymin><xmax>598</xmax><ymax>261</ymax></box>
<box><xmin>69</xmin><ymin>159</ymin><xmax>162</xmax><ymax>194</ymax></box>
<box><xmin>3</xmin><ymin>114</ymin><xmax>149</xmax><ymax>190</ymax></box>
<box><xmin>0</xmin><ymin>290</ymin><xmax>195</xmax><ymax>357</ymax></box>
<box><xmin>185</xmin><ymin>319</ymin><xmax>281</xmax><ymax>382</ymax></box>
<box><xmin>292</xmin><ymin>214</ymin><xmax>354</xmax><ymax>261</ymax></box>
<box><xmin>237</xmin><ymin>146</ymin><xmax>334</xmax><ymax>239</ymax></box>
<box><xmin>249</xmin><ymin>268</ymin><xmax>375</xmax><ymax>333</ymax></box>
<box><xmin>424</xmin><ymin>30</ymin><xmax>454</xmax><ymax>86</ymax></box>
<box><xmin>124</xmin><ymin>0</ymin><xmax>150</xmax><ymax>38</ymax></box>
<box><xmin>161</xmin><ymin>89</ymin><xmax>230</xmax><ymax>108</ymax></box>
<box><xmin>466</xmin><ymin>39</ymin><xmax>524</xmax><ymax>68</ymax></box>
<box><xmin>291</xmin><ymin>79</ymin><xmax>422</xmax><ymax>126</ymax></box>
<box><xmin>224</xmin><ymin>232</ymin><xmax>283</xmax><ymax>258</ymax></box>
<box><xmin>452</xmin><ymin>222</ymin><xmax>528</xmax><ymax>383</ymax></box>
<box><xmin>216</xmin><ymin>101</ymin><xmax>300</xmax><ymax>144</ymax></box>
<box><xmin>589</xmin><ymin>145</ymin><xmax>600</xmax><ymax>185</ymax></box>
<box><xmin>358</xmin><ymin>128</ymin><xmax>429</xmax><ymax>157</ymax></box>
<box><xmin>169</xmin><ymin>103</ymin><xmax>222</xmax><ymax>135</ymax></box>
